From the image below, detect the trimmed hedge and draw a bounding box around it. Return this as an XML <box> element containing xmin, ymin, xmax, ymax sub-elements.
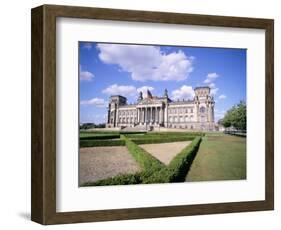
<box><xmin>143</xmin><ymin>136</ymin><xmax>202</xmax><ymax>183</ymax></box>
<box><xmin>81</xmin><ymin>134</ymin><xmax>202</xmax><ymax>186</ymax></box>
<box><xmin>80</xmin><ymin>134</ymin><xmax>120</xmax><ymax>140</ymax></box>
<box><xmin>81</xmin><ymin>173</ymin><xmax>142</xmax><ymax>186</ymax></box>
<box><xmin>120</xmin><ymin>131</ymin><xmax>147</xmax><ymax>135</ymax></box>
<box><xmin>80</xmin><ymin>139</ymin><xmax>125</xmax><ymax>148</ymax></box>
<box><xmin>132</xmin><ymin>136</ymin><xmax>195</xmax><ymax>145</ymax></box>
<box><xmin>124</xmin><ymin>137</ymin><xmax>165</xmax><ymax>172</ymax></box>
<box><xmin>168</xmin><ymin>136</ymin><xmax>202</xmax><ymax>182</ymax></box>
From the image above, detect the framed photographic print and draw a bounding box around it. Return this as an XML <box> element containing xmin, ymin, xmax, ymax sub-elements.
<box><xmin>31</xmin><ymin>4</ymin><xmax>274</xmax><ymax>225</ymax></box>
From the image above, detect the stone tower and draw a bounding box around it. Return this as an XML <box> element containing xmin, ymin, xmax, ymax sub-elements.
<box><xmin>194</xmin><ymin>87</ymin><xmax>215</xmax><ymax>130</ymax></box>
<box><xmin>106</xmin><ymin>95</ymin><xmax>127</xmax><ymax>127</ymax></box>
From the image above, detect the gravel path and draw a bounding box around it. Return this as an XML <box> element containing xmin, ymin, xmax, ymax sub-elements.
<box><xmin>139</xmin><ymin>141</ymin><xmax>191</xmax><ymax>165</ymax></box>
<box><xmin>79</xmin><ymin>146</ymin><xmax>141</xmax><ymax>184</ymax></box>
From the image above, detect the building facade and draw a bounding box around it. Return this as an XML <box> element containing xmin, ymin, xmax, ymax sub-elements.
<box><xmin>106</xmin><ymin>87</ymin><xmax>215</xmax><ymax>131</ymax></box>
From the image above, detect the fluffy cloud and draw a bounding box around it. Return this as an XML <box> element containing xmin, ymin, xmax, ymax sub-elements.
<box><xmin>209</xmin><ymin>83</ymin><xmax>219</xmax><ymax>95</ymax></box>
<box><xmin>203</xmin><ymin>72</ymin><xmax>219</xmax><ymax>84</ymax></box>
<box><xmin>137</xmin><ymin>86</ymin><xmax>154</xmax><ymax>98</ymax></box>
<box><xmin>218</xmin><ymin>94</ymin><xmax>227</xmax><ymax>99</ymax></box>
<box><xmin>102</xmin><ymin>84</ymin><xmax>137</xmax><ymax>97</ymax></box>
<box><xmin>80</xmin><ymin>97</ymin><xmax>107</xmax><ymax>107</ymax></box>
<box><xmin>96</xmin><ymin>44</ymin><xmax>194</xmax><ymax>81</ymax></box>
<box><xmin>171</xmin><ymin>85</ymin><xmax>195</xmax><ymax>100</ymax></box>
<box><xmin>80</xmin><ymin>66</ymin><xmax>94</xmax><ymax>81</ymax></box>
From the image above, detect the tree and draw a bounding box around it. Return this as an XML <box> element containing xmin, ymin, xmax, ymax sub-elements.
<box><xmin>221</xmin><ymin>101</ymin><xmax>246</xmax><ymax>130</ymax></box>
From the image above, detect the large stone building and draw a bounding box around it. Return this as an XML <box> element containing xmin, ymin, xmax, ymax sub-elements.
<box><xmin>106</xmin><ymin>87</ymin><xmax>215</xmax><ymax>131</ymax></box>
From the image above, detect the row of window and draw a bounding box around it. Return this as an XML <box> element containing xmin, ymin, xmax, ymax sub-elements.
<box><xmin>168</xmin><ymin>107</ymin><xmax>194</xmax><ymax>114</ymax></box>
<box><xmin>118</xmin><ymin>117</ymin><xmax>137</xmax><ymax>123</ymax></box>
<box><xmin>168</xmin><ymin>124</ymin><xmax>194</xmax><ymax>129</ymax></box>
<box><xmin>118</xmin><ymin>110</ymin><xmax>136</xmax><ymax>116</ymax></box>
<box><xmin>169</xmin><ymin>115</ymin><xmax>194</xmax><ymax>123</ymax></box>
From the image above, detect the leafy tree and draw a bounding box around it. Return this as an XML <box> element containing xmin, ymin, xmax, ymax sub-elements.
<box><xmin>221</xmin><ymin>101</ymin><xmax>246</xmax><ymax>130</ymax></box>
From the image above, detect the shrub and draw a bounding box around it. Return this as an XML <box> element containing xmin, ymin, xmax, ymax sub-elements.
<box><xmin>80</xmin><ymin>139</ymin><xmax>125</xmax><ymax>148</ymax></box>
<box><xmin>81</xmin><ymin>135</ymin><xmax>202</xmax><ymax>186</ymax></box>
<box><xmin>80</xmin><ymin>134</ymin><xmax>120</xmax><ymax>140</ymax></box>
<box><xmin>81</xmin><ymin>173</ymin><xmax>142</xmax><ymax>186</ymax></box>
<box><xmin>124</xmin><ymin>137</ymin><xmax>165</xmax><ymax>173</ymax></box>
<box><xmin>142</xmin><ymin>136</ymin><xmax>202</xmax><ymax>183</ymax></box>
<box><xmin>132</xmin><ymin>136</ymin><xmax>195</xmax><ymax>145</ymax></box>
<box><xmin>168</xmin><ymin>136</ymin><xmax>202</xmax><ymax>182</ymax></box>
<box><xmin>120</xmin><ymin>131</ymin><xmax>147</xmax><ymax>135</ymax></box>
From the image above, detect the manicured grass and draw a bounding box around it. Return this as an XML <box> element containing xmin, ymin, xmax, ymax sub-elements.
<box><xmin>185</xmin><ymin>133</ymin><xmax>246</xmax><ymax>182</ymax></box>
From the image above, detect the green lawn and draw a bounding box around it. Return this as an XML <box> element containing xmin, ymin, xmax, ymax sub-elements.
<box><xmin>185</xmin><ymin>133</ymin><xmax>246</xmax><ymax>182</ymax></box>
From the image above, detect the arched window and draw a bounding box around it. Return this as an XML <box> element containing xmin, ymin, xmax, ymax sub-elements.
<box><xmin>200</xmin><ymin>106</ymin><xmax>205</xmax><ymax>113</ymax></box>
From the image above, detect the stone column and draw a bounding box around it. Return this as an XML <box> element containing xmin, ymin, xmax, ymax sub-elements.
<box><xmin>153</xmin><ymin>106</ymin><xmax>157</xmax><ymax>124</ymax></box>
<box><xmin>208</xmin><ymin>104</ymin><xmax>212</xmax><ymax>122</ymax></box>
<box><xmin>196</xmin><ymin>103</ymin><xmax>199</xmax><ymax>122</ymax></box>
<box><xmin>145</xmin><ymin>107</ymin><xmax>147</xmax><ymax>123</ymax></box>
<box><xmin>211</xmin><ymin>104</ymin><xmax>214</xmax><ymax>122</ymax></box>
<box><xmin>156</xmin><ymin>107</ymin><xmax>159</xmax><ymax>124</ymax></box>
<box><xmin>159</xmin><ymin>107</ymin><xmax>162</xmax><ymax>124</ymax></box>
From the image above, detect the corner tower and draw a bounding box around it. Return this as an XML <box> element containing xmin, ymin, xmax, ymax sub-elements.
<box><xmin>107</xmin><ymin>95</ymin><xmax>127</xmax><ymax>127</ymax></box>
<box><xmin>194</xmin><ymin>87</ymin><xmax>215</xmax><ymax>130</ymax></box>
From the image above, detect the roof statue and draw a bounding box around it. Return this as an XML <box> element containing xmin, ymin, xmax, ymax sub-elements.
<box><xmin>147</xmin><ymin>89</ymin><xmax>153</xmax><ymax>99</ymax></box>
<box><xmin>163</xmin><ymin>88</ymin><xmax>168</xmax><ymax>98</ymax></box>
<box><xmin>137</xmin><ymin>91</ymin><xmax>143</xmax><ymax>102</ymax></box>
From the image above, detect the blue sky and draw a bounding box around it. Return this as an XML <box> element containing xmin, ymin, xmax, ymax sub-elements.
<box><xmin>79</xmin><ymin>42</ymin><xmax>246</xmax><ymax>124</ymax></box>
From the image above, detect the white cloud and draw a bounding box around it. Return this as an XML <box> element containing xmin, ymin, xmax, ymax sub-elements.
<box><xmin>96</xmin><ymin>44</ymin><xmax>194</xmax><ymax>81</ymax></box>
<box><xmin>80</xmin><ymin>97</ymin><xmax>107</xmax><ymax>107</ymax></box>
<box><xmin>102</xmin><ymin>84</ymin><xmax>137</xmax><ymax>97</ymax></box>
<box><xmin>203</xmin><ymin>72</ymin><xmax>219</xmax><ymax>84</ymax></box>
<box><xmin>171</xmin><ymin>85</ymin><xmax>195</xmax><ymax>100</ymax></box>
<box><xmin>209</xmin><ymin>83</ymin><xmax>219</xmax><ymax>95</ymax></box>
<box><xmin>80</xmin><ymin>66</ymin><xmax>94</xmax><ymax>81</ymax></box>
<box><xmin>218</xmin><ymin>94</ymin><xmax>227</xmax><ymax>99</ymax></box>
<box><xmin>80</xmin><ymin>71</ymin><xmax>94</xmax><ymax>81</ymax></box>
<box><xmin>82</xmin><ymin>43</ymin><xmax>92</xmax><ymax>50</ymax></box>
<box><xmin>137</xmin><ymin>86</ymin><xmax>154</xmax><ymax>98</ymax></box>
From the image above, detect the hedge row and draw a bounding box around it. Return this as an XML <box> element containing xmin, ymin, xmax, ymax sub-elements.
<box><xmin>120</xmin><ymin>131</ymin><xmax>147</xmax><ymax>134</ymax></box>
<box><xmin>144</xmin><ymin>136</ymin><xmax>202</xmax><ymax>183</ymax></box>
<box><xmin>132</xmin><ymin>136</ymin><xmax>195</xmax><ymax>145</ymax></box>
<box><xmin>80</xmin><ymin>134</ymin><xmax>120</xmax><ymax>140</ymax></box>
<box><xmin>124</xmin><ymin>137</ymin><xmax>165</xmax><ymax>173</ymax></box>
<box><xmin>83</xmin><ymin>136</ymin><xmax>202</xmax><ymax>186</ymax></box>
<box><xmin>168</xmin><ymin>136</ymin><xmax>202</xmax><ymax>181</ymax></box>
<box><xmin>80</xmin><ymin>139</ymin><xmax>125</xmax><ymax>148</ymax></box>
<box><xmin>81</xmin><ymin>173</ymin><xmax>142</xmax><ymax>186</ymax></box>
<box><xmin>126</xmin><ymin>133</ymin><xmax>195</xmax><ymax>138</ymax></box>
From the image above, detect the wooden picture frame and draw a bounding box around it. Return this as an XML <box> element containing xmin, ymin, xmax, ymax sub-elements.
<box><xmin>31</xmin><ymin>4</ymin><xmax>274</xmax><ymax>225</ymax></box>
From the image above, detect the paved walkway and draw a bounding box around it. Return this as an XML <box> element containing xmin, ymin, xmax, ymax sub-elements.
<box><xmin>79</xmin><ymin>146</ymin><xmax>140</xmax><ymax>184</ymax></box>
<box><xmin>139</xmin><ymin>141</ymin><xmax>191</xmax><ymax>165</ymax></box>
